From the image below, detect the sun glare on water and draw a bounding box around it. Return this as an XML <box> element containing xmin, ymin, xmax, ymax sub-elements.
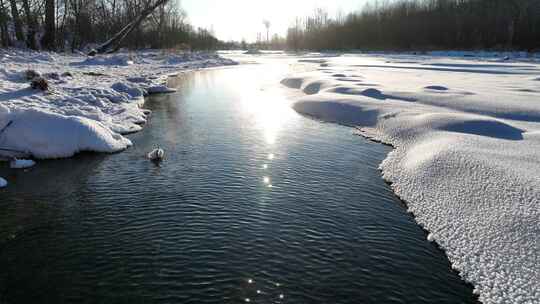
<box><xmin>239</xmin><ymin>79</ymin><xmax>294</xmax><ymax>145</ymax></box>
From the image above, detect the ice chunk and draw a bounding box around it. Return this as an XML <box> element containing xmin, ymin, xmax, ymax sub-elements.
<box><xmin>10</xmin><ymin>159</ymin><xmax>36</xmax><ymax>169</ymax></box>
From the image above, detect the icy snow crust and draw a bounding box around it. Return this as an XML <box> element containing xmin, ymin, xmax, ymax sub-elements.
<box><xmin>0</xmin><ymin>49</ymin><xmax>237</xmax><ymax>160</ymax></box>
<box><xmin>282</xmin><ymin>55</ymin><xmax>540</xmax><ymax>304</ymax></box>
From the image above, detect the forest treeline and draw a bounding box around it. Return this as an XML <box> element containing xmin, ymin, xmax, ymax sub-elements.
<box><xmin>287</xmin><ymin>0</ymin><xmax>540</xmax><ymax>51</ymax></box>
<box><xmin>0</xmin><ymin>0</ymin><xmax>219</xmax><ymax>51</ymax></box>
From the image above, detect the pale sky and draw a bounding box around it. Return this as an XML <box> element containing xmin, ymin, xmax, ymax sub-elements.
<box><xmin>180</xmin><ymin>0</ymin><xmax>368</xmax><ymax>42</ymax></box>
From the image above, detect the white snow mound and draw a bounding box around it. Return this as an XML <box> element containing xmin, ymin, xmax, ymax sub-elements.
<box><xmin>1</xmin><ymin>108</ymin><xmax>131</xmax><ymax>159</ymax></box>
<box><xmin>283</xmin><ymin>55</ymin><xmax>540</xmax><ymax>304</ymax></box>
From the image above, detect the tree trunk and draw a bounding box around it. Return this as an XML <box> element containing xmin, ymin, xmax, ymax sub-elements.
<box><xmin>90</xmin><ymin>0</ymin><xmax>169</xmax><ymax>55</ymax></box>
<box><xmin>8</xmin><ymin>0</ymin><xmax>24</xmax><ymax>42</ymax></box>
<box><xmin>0</xmin><ymin>0</ymin><xmax>11</xmax><ymax>46</ymax></box>
<box><xmin>21</xmin><ymin>0</ymin><xmax>37</xmax><ymax>49</ymax></box>
<box><xmin>41</xmin><ymin>0</ymin><xmax>56</xmax><ymax>50</ymax></box>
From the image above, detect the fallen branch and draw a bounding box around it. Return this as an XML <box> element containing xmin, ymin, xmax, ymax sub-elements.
<box><xmin>0</xmin><ymin>120</ymin><xmax>12</xmax><ymax>136</ymax></box>
<box><xmin>90</xmin><ymin>0</ymin><xmax>170</xmax><ymax>56</ymax></box>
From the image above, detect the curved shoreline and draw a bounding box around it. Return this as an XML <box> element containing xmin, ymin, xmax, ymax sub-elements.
<box><xmin>282</xmin><ymin>55</ymin><xmax>540</xmax><ymax>304</ymax></box>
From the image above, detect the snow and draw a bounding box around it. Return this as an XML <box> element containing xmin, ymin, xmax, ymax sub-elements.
<box><xmin>282</xmin><ymin>55</ymin><xmax>540</xmax><ymax>304</ymax></box>
<box><xmin>1</xmin><ymin>107</ymin><xmax>132</xmax><ymax>159</ymax></box>
<box><xmin>244</xmin><ymin>49</ymin><xmax>263</xmax><ymax>55</ymax></box>
<box><xmin>9</xmin><ymin>159</ymin><xmax>36</xmax><ymax>169</ymax></box>
<box><xmin>0</xmin><ymin>49</ymin><xmax>237</xmax><ymax>160</ymax></box>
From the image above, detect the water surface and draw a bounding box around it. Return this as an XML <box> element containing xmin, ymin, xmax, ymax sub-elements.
<box><xmin>0</xmin><ymin>61</ymin><xmax>477</xmax><ymax>303</ymax></box>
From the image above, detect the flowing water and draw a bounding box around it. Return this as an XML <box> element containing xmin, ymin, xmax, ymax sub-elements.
<box><xmin>0</xmin><ymin>59</ymin><xmax>478</xmax><ymax>304</ymax></box>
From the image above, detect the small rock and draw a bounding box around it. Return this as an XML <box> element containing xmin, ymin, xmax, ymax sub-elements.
<box><xmin>30</xmin><ymin>77</ymin><xmax>49</xmax><ymax>91</ymax></box>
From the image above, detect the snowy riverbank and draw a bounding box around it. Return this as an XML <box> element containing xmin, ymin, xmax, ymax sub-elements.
<box><xmin>282</xmin><ymin>55</ymin><xmax>540</xmax><ymax>304</ymax></box>
<box><xmin>0</xmin><ymin>49</ymin><xmax>236</xmax><ymax>186</ymax></box>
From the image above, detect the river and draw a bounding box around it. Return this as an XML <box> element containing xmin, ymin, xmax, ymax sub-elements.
<box><xmin>0</xmin><ymin>58</ymin><xmax>477</xmax><ymax>304</ymax></box>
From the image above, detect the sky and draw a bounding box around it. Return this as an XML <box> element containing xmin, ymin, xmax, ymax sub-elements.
<box><xmin>180</xmin><ymin>0</ymin><xmax>368</xmax><ymax>42</ymax></box>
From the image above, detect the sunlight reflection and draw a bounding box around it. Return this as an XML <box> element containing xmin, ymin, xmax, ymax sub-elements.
<box><xmin>268</xmin><ymin>154</ymin><xmax>275</xmax><ymax>160</ymax></box>
<box><xmin>239</xmin><ymin>276</ymin><xmax>285</xmax><ymax>303</ymax></box>
<box><xmin>239</xmin><ymin>81</ymin><xmax>294</xmax><ymax>145</ymax></box>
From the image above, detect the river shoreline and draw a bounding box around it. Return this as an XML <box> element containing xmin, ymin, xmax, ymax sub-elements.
<box><xmin>282</xmin><ymin>54</ymin><xmax>540</xmax><ymax>304</ymax></box>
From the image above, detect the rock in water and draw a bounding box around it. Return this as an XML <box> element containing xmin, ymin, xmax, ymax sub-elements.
<box><xmin>147</xmin><ymin>148</ymin><xmax>164</xmax><ymax>161</ymax></box>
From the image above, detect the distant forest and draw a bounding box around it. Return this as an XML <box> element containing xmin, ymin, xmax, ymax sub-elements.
<box><xmin>0</xmin><ymin>0</ymin><xmax>219</xmax><ymax>51</ymax></box>
<box><xmin>286</xmin><ymin>0</ymin><xmax>540</xmax><ymax>51</ymax></box>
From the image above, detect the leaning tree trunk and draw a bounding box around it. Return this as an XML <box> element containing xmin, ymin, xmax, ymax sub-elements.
<box><xmin>90</xmin><ymin>0</ymin><xmax>169</xmax><ymax>55</ymax></box>
<box><xmin>41</xmin><ymin>0</ymin><xmax>55</xmax><ymax>50</ymax></box>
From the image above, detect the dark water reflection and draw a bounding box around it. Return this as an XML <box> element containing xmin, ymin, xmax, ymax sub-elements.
<box><xmin>0</xmin><ymin>62</ymin><xmax>477</xmax><ymax>304</ymax></box>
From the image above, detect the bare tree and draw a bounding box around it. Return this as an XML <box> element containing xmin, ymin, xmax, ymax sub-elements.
<box><xmin>285</xmin><ymin>0</ymin><xmax>540</xmax><ymax>51</ymax></box>
<box><xmin>0</xmin><ymin>0</ymin><xmax>219</xmax><ymax>52</ymax></box>
<box><xmin>263</xmin><ymin>19</ymin><xmax>270</xmax><ymax>43</ymax></box>
<box><xmin>8</xmin><ymin>0</ymin><xmax>24</xmax><ymax>42</ymax></box>
<box><xmin>0</xmin><ymin>0</ymin><xmax>11</xmax><ymax>46</ymax></box>
<box><xmin>41</xmin><ymin>0</ymin><xmax>56</xmax><ymax>50</ymax></box>
<box><xmin>21</xmin><ymin>0</ymin><xmax>37</xmax><ymax>49</ymax></box>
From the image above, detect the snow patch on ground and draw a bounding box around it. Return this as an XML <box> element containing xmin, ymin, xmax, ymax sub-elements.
<box><xmin>283</xmin><ymin>55</ymin><xmax>540</xmax><ymax>304</ymax></box>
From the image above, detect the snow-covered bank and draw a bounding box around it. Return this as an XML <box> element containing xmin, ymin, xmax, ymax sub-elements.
<box><xmin>0</xmin><ymin>49</ymin><xmax>236</xmax><ymax>156</ymax></box>
<box><xmin>0</xmin><ymin>49</ymin><xmax>236</xmax><ymax>186</ymax></box>
<box><xmin>282</xmin><ymin>55</ymin><xmax>540</xmax><ymax>304</ymax></box>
